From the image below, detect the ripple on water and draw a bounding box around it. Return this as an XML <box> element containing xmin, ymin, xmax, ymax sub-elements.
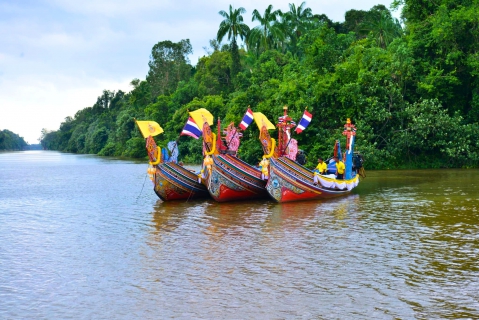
<box><xmin>1</xmin><ymin>155</ymin><xmax>479</xmax><ymax>318</ymax></box>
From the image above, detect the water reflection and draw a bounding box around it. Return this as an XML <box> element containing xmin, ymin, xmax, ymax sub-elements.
<box><xmin>150</xmin><ymin>200</ymin><xmax>190</xmax><ymax>234</ymax></box>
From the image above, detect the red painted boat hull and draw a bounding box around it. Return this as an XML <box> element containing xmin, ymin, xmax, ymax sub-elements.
<box><xmin>153</xmin><ymin>162</ymin><xmax>209</xmax><ymax>201</ymax></box>
<box><xmin>266</xmin><ymin>157</ymin><xmax>358</xmax><ymax>203</ymax></box>
<box><xmin>204</xmin><ymin>154</ymin><xmax>268</xmax><ymax>202</ymax></box>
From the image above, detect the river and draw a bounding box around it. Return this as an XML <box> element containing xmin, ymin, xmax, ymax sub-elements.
<box><xmin>0</xmin><ymin>151</ymin><xmax>478</xmax><ymax>319</ymax></box>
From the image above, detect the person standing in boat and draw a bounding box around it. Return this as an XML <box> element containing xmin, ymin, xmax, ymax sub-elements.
<box><xmin>334</xmin><ymin>156</ymin><xmax>345</xmax><ymax>180</ymax></box>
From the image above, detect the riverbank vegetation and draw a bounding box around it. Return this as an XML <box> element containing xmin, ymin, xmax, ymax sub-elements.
<box><xmin>0</xmin><ymin>130</ymin><xmax>28</xmax><ymax>151</ymax></box>
<box><xmin>40</xmin><ymin>0</ymin><xmax>479</xmax><ymax>169</ymax></box>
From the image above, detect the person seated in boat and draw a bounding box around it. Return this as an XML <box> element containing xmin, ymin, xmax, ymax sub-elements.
<box><xmin>314</xmin><ymin>158</ymin><xmax>327</xmax><ymax>175</ymax></box>
<box><xmin>296</xmin><ymin>150</ymin><xmax>306</xmax><ymax>165</ymax></box>
<box><xmin>334</xmin><ymin>156</ymin><xmax>345</xmax><ymax>180</ymax></box>
<box><xmin>313</xmin><ymin>158</ymin><xmax>327</xmax><ymax>186</ymax></box>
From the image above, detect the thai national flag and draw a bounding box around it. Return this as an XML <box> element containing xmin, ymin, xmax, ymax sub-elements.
<box><xmin>294</xmin><ymin>110</ymin><xmax>312</xmax><ymax>134</ymax></box>
<box><xmin>239</xmin><ymin>108</ymin><xmax>254</xmax><ymax>130</ymax></box>
<box><xmin>180</xmin><ymin>117</ymin><xmax>202</xmax><ymax>139</ymax></box>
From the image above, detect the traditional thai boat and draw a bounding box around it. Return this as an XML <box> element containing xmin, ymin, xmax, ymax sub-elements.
<box><xmin>136</xmin><ymin>120</ymin><xmax>209</xmax><ymax>201</ymax></box>
<box><xmin>259</xmin><ymin>107</ymin><xmax>361</xmax><ymax>203</ymax></box>
<box><xmin>197</xmin><ymin>111</ymin><xmax>268</xmax><ymax>202</ymax></box>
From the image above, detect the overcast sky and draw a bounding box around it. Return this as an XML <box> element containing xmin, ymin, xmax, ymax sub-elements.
<box><xmin>0</xmin><ymin>0</ymin><xmax>399</xmax><ymax>144</ymax></box>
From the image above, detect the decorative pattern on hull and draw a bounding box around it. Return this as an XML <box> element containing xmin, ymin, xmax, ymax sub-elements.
<box><xmin>267</xmin><ymin>169</ymin><xmax>305</xmax><ymax>202</ymax></box>
<box><xmin>205</xmin><ymin>155</ymin><xmax>268</xmax><ymax>202</ymax></box>
<box><xmin>154</xmin><ymin>163</ymin><xmax>209</xmax><ymax>201</ymax></box>
<box><xmin>266</xmin><ymin>158</ymin><xmax>356</xmax><ymax>203</ymax></box>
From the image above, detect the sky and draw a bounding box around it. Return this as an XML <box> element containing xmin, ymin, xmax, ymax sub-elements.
<box><xmin>0</xmin><ymin>0</ymin><xmax>399</xmax><ymax>144</ymax></box>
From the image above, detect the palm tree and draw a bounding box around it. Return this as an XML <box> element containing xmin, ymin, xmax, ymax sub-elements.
<box><xmin>217</xmin><ymin>5</ymin><xmax>250</xmax><ymax>77</ymax></box>
<box><xmin>283</xmin><ymin>2</ymin><xmax>314</xmax><ymax>56</ymax></box>
<box><xmin>284</xmin><ymin>2</ymin><xmax>313</xmax><ymax>39</ymax></box>
<box><xmin>273</xmin><ymin>13</ymin><xmax>292</xmax><ymax>53</ymax></box>
<box><xmin>361</xmin><ymin>10</ymin><xmax>403</xmax><ymax>49</ymax></box>
<box><xmin>250</xmin><ymin>5</ymin><xmax>283</xmax><ymax>52</ymax></box>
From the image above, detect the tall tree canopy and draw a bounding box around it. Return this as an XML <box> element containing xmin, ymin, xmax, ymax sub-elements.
<box><xmin>40</xmin><ymin>2</ymin><xmax>479</xmax><ymax>169</ymax></box>
<box><xmin>147</xmin><ymin>39</ymin><xmax>193</xmax><ymax>99</ymax></box>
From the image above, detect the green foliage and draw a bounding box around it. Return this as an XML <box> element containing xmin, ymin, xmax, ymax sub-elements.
<box><xmin>360</xmin><ymin>10</ymin><xmax>403</xmax><ymax>48</ymax></box>
<box><xmin>98</xmin><ymin>142</ymin><xmax>119</xmax><ymax>157</ymax></box>
<box><xmin>123</xmin><ymin>137</ymin><xmax>146</xmax><ymax>158</ymax></box>
<box><xmin>40</xmin><ymin>2</ymin><xmax>479</xmax><ymax>170</ymax></box>
<box><xmin>194</xmin><ymin>51</ymin><xmax>233</xmax><ymax>96</ymax></box>
<box><xmin>249</xmin><ymin>5</ymin><xmax>283</xmax><ymax>54</ymax></box>
<box><xmin>0</xmin><ymin>130</ymin><xmax>28</xmax><ymax>150</ymax></box>
<box><xmin>147</xmin><ymin>40</ymin><xmax>193</xmax><ymax>98</ymax></box>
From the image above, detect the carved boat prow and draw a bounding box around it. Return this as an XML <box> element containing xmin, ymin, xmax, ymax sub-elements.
<box><xmin>199</xmin><ymin>116</ymin><xmax>268</xmax><ymax>202</ymax></box>
<box><xmin>137</xmin><ymin>121</ymin><xmax>209</xmax><ymax>201</ymax></box>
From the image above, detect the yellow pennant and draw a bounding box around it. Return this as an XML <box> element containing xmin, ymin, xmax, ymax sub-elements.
<box><xmin>135</xmin><ymin>120</ymin><xmax>164</xmax><ymax>138</ymax></box>
<box><xmin>253</xmin><ymin>112</ymin><xmax>275</xmax><ymax>130</ymax></box>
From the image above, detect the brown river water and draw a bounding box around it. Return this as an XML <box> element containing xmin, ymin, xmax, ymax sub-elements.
<box><xmin>0</xmin><ymin>151</ymin><xmax>478</xmax><ymax>319</ymax></box>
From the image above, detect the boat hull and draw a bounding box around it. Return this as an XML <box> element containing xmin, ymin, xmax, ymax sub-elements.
<box><xmin>154</xmin><ymin>162</ymin><xmax>209</xmax><ymax>201</ymax></box>
<box><xmin>204</xmin><ymin>154</ymin><xmax>268</xmax><ymax>202</ymax></box>
<box><xmin>266</xmin><ymin>157</ymin><xmax>359</xmax><ymax>203</ymax></box>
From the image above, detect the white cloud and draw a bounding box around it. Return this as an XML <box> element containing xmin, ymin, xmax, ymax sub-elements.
<box><xmin>45</xmin><ymin>0</ymin><xmax>175</xmax><ymax>17</ymax></box>
<box><xmin>0</xmin><ymin>74</ymin><xmax>133</xmax><ymax>144</ymax></box>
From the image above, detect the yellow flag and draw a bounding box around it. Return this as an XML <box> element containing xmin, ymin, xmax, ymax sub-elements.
<box><xmin>135</xmin><ymin>120</ymin><xmax>164</xmax><ymax>138</ymax></box>
<box><xmin>253</xmin><ymin>112</ymin><xmax>275</xmax><ymax>130</ymax></box>
<box><xmin>189</xmin><ymin>108</ymin><xmax>214</xmax><ymax>128</ymax></box>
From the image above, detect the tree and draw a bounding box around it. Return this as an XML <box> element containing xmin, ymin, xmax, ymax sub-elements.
<box><xmin>282</xmin><ymin>2</ymin><xmax>315</xmax><ymax>56</ymax></box>
<box><xmin>250</xmin><ymin>5</ymin><xmax>283</xmax><ymax>53</ymax></box>
<box><xmin>399</xmin><ymin>0</ymin><xmax>479</xmax><ymax>117</ymax></box>
<box><xmin>147</xmin><ymin>39</ymin><xmax>193</xmax><ymax>98</ymax></box>
<box><xmin>0</xmin><ymin>130</ymin><xmax>27</xmax><ymax>150</ymax></box>
<box><xmin>361</xmin><ymin>10</ymin><xmax>403</xmax><ymax>48</ymax></box>
<box><xmin>194</xmin><ymin>51</ymin><xmax>233</xmax><ymax>96</ymax></box>
<box><xmin>217</xmin><ymin>5</ymin><xmax>250</xmax><ymax>77</ymax></box>
<box><xmin>343</xmin><ymin>9</ymin><xmax>368</xmax><ymax>34</ymax></box>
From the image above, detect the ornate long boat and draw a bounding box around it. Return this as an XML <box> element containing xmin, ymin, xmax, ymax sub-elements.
<box><xmin>259</xmin><ymin>107</ymin><xmax>361</xmax><ymax>203</ymax></box>
<box><xmin>266</xmin><ymin>156</ymin><xmax>359</xmax><ymax>202</ymax></box>
<box><xmin>205</xmin><ymin>153</ymin><xmax>268</xmax><ymax>202</ymax></box>
<box><xmin>199</xmin><ymin>116</ymin><xmax>268</xmax><ymax>202</ymax></box>
<box><xmin>136</xmin><ymin>120</ymin><xmax>209</xmax><ymax>201</ymax></box>
<box><xmin>152</xmin><ymin>159</ymin><xmax>209</xmax><ymax>201</ymax></box>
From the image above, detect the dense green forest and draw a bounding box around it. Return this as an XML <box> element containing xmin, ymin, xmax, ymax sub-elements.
<box><xmin>40</xmin><ymin>0</ymin><xmax>479</xmax><ymax>169</ymax></box>
<box><xmin>0</xmin><ymin>130</ymin><xmax>28</xmax><ymax>151</ymax></box>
